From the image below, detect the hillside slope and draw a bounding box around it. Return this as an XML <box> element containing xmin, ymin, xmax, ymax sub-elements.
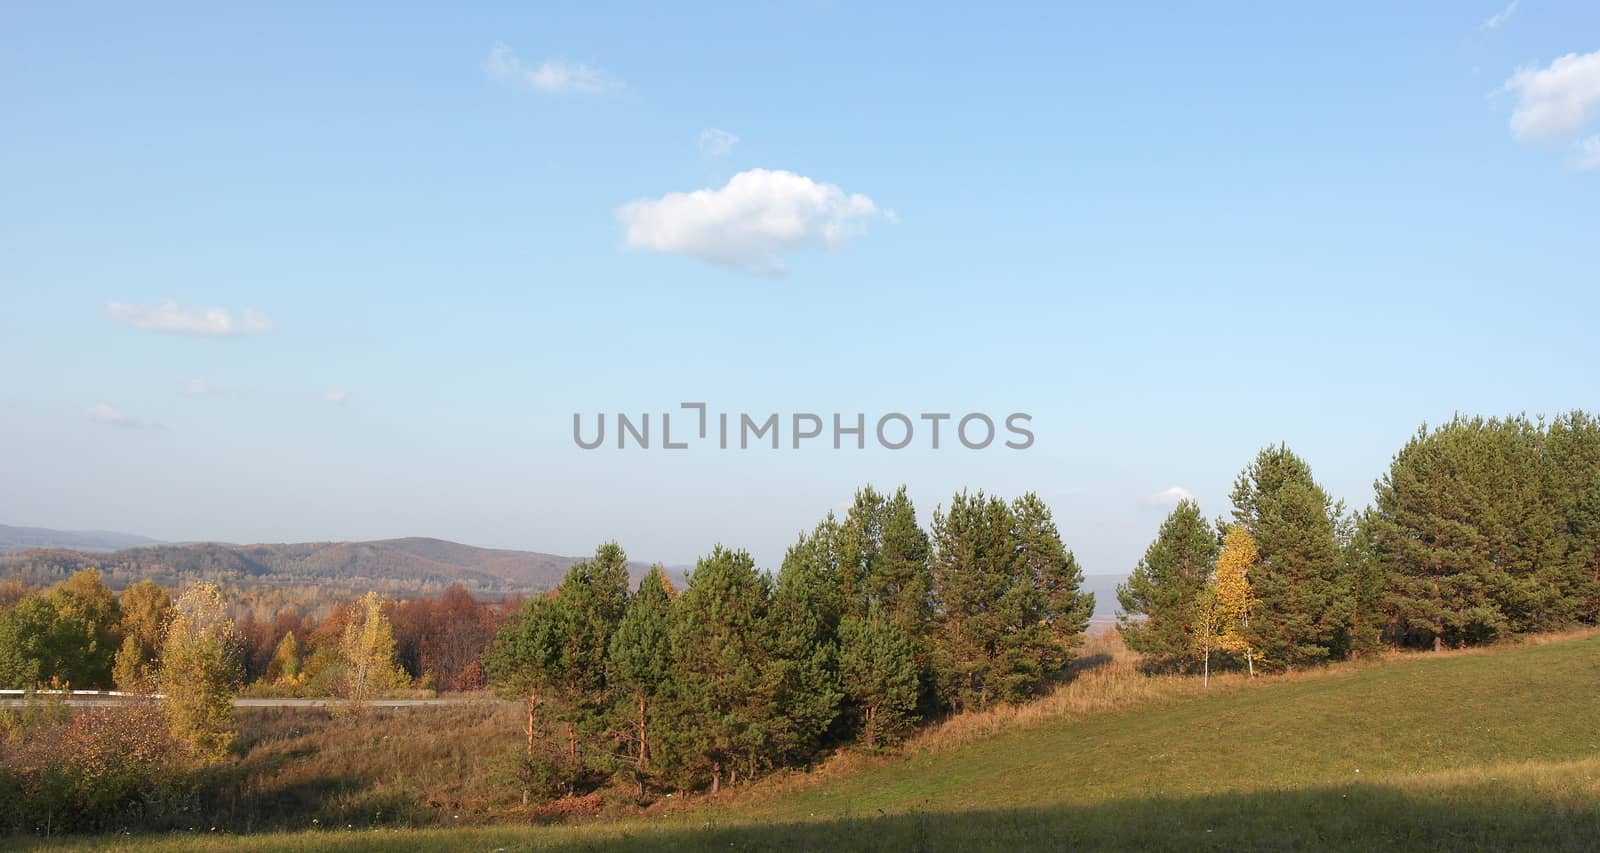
<box><xmin>41</xmin><ymin>632</ymin><xmax>1600</xmax><ymax>851</ymax></box>
<box><xmin>739</xmin><ymin>633</ymin><xmax>1600</xmax><ymax>838</ymax></box>
<box><xmin>0</xmin><ymin>537</ymin><xmax>658</xmax><ymax>596</ymax></box>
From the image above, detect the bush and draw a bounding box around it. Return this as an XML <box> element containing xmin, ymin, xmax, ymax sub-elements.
<box><xmin>0</xmin><ymin>698</ymin><xmax>191</xmax><ymax>835</ymax></box>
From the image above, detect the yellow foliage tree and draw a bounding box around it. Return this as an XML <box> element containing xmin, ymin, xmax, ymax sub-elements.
<box><xmin>160</xmin><ymin>582</ymin><xmax>242</xmax><ymax>762</ymax></box>
<box><xmin>1214</xmin><ymin>526</ymin><xmax>1260</xmax><ymax>677</ymax></box>
<box><xmin>265</xmin><ymin>631</ymin><xmax>303</xmax><ymax>687</ymax></box>
<box><xmin>338</xmin><ymin>592</ymin><xmax>409</xmax><ymax>710</ymax></box>
<box><xmin>114</xmin><ymin>580</ymin><xmax>172</xmax><ymax>691</ymax></box>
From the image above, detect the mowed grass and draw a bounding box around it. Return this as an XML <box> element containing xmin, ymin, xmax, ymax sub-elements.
<box><xmin>28</xmin><ymin>632</ymin><xmax>1600</xmax><ymax>851</ymax></box>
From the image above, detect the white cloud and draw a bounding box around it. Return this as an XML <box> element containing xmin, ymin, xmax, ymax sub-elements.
<box><xmin>1503</xmin><ymin>50</ymin><xmax>1600</xmax><ymax>141</ymax></box>
<box><xmin>107</xmin><ymin>300</ymin><xmax>271</xmax><ymax>336</ymax></box>
<box><xmin>1481</xmin><ymin>0</ymin><xmax>1518</xmax><ymax>31</ymax></box>
<box><xmin>85</xmin><ymin>403</ymin><xmax>146</xmax><ymax>428</ymax></box>
<box><xmin>699</xmin><ymin>128</ymin><xmax>739</xmax><ymax>157</ymax></box>
<box><xmin>322</xmin><ymin>388</ymin><xmax>352</xmax><ymax>405</ymax></box>
<box><xmin>616</xmin><ymin>168</ymin><xmax>889</xmax><ymax>275</ymax></box>
<box><xmin>1146</xmin><ymin>486</ymin><xmax>1195</xmax><ymax>507</ymax></box>
<box><xmin>1577</xmin><ymin>135</ymin><xmax>1600</xmax><ymax>170</ymax></box>
<box><xmin>483</xmin><ymin>42</ymin><xmax>622</xmax><ymax>95</ymax></box>
<box><xmin>181</xmin><ymin>379</ymin><xmax>220</xmax><ymax>397</ymax></box>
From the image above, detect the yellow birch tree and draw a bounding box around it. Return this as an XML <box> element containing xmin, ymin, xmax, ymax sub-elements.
<box><xmin>1215</xmin><ymin>525</ymin><xmax>1260</xmax><ymax>677</ymax></box>
<box><xmin>160</xmin><ymin>582</ymin><xmax>242</xmax><ymax>762</ymax></box>
<box><xmin>1192</xmin><ymin>583</ymin><xmax>1223</xmax><ymax>687</ymax></box>
<box><xmin>338</xmin><ymin>592</ymin><xmax>409</xmax><ymax>710</ymax></box>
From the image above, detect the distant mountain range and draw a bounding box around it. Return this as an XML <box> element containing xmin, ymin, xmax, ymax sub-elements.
<box><xmin>0</xmin><ymin>524</ymin><xmax>1127</xmax><ymax>608</ymax></box>
<box><xmin>0</xmin><ymin>524</ymin><xmax>161</xmax><ymax>553</ymax></box>
<box><xmin>0</xmin><ymin>529</ymin><xmax>665</xmax><ymax>596</ymax></box>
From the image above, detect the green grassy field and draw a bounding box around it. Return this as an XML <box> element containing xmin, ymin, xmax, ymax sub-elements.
<box><xmin>27</xmin><ymin>632</ymin><xmax>1600</xmax><ymax>851</ymax></box>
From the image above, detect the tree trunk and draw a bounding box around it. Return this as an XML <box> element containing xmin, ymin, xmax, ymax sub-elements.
<box><xmin>711</xmin><ymin>762</ymin><xmax>721</xmax><ymax>795</ymax></box>
<box><xmin>567</xmin><ymin>720</ymin><xmax>578</xmax><ymax>795</ymax></box>
<box><xmin>1432</xmin><ymin>578</ymin><xmax>1445</xmax><ymax>651</ymax></box>
<box><xmin>865</xmin><ymin>704</ymin><xmax>878</xmax><ymax>749</ymax></box>
<box><xmin>1246</xmin><ymin>649</ymin><xmax>1254</xmax><ymax>678</ymax></box>
<box><xmin>523</xmin><ymin>688</ymin><xmax>538</xmax><ymax>808</ymax></box>
<box><xmin>637</xmin><ymin>695</ymin><xmax>648</xmax><ymax>770</ymax></box>
<box><xmin>526</xmin><ymin>692</ymin><xmax>537</xmax><ymax>754</ymax></box>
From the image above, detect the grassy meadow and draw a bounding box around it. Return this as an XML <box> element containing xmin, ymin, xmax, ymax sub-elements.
<box><xmin>21</xmin><ymin>629</ymin><xmax>1600</xmax><ymax>851</ymax></box>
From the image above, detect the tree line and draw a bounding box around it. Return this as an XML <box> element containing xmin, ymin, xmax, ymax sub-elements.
<box><xmin>0</xmin><ymin>574</ymin><xmax>508</xmax><ymax>697</ymax></box>
<box><xmin>483</xmin><ymin>486</ymin><xmax>1093</xmax><ymax>800</ymax></box>
<box><xmin>1119</xmin><ymin>411</ymin><xmax>1600</xmax><ymax>675</ymax></box>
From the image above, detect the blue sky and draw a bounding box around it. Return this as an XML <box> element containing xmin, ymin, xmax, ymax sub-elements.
<box><xmin>2</xmin><ymin>1</ymin><xmax>1597</xmax><ymax>578</ymax></box>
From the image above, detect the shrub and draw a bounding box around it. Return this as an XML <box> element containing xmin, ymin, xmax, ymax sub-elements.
<box><xmin>0</xmin><ymin>698</ymin><xmax>190</xmax><ymax>835</ymax></box>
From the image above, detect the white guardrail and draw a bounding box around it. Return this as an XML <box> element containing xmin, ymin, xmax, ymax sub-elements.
<box><xmin>0</xmin><ymin>689</ymin><xmax>165</xmax><ymax>698</ymax></box>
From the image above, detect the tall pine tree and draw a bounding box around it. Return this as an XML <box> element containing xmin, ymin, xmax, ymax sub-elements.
<box><xmin>1231</xmin><ymin>444</ymin><xmax>1346</xmax><ymax>668</ymax></box>
<box><xmin>608</xmin><ymin>565</ymin><xmax>676</xmax><ymax>794</ymax></box>
<box><xmin>1117</xmin><ymin>499</ymin><xmax>1218</xmax><ymax>672</ymax></box>
<box><xmin>930</xmin><ymin>490</ymin><xmax>1090</xmax><ymax>709</ymax></box>
<box><xmin>668</xmin><ymin>546</ymin><xmax>775</xmax><ymax>793</ymax></box>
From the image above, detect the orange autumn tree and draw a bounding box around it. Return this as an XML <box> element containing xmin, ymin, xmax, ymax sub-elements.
<box><xmin>1215</xmin><ymin>526</ymin><xmax>1260</xmax><ymax>677</ymax></box>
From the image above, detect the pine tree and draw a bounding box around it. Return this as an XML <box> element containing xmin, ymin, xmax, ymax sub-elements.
<box><xmin>872</xmin><ymin>487</ymin><xmax>935</xmax><ymax>642</ymax></box>
<box><xmin>1340</xmin><ymin>510</ymin><xmax>1387</xmax><ymax>657</ymax></box>
<box><xmin>764</xmin><ymin>554</ymin><xmax>842</xmax><ymax>764</ymax></box>
<box><xmin>161</xmin><ymin>583</ymin><xmax>242</xmax><ymax>762</ymax></box>
<box><xmin>483</xmin><ymin>591</ymin><xmax>565</xmax><ymax>804</ymax></box>
<box><xmin>784</xmin><ymin>485</ymin><xmax>937</xmax><ymax>731</ymax></box>
<box><xmin>483</xmin><ymin>543</ymin><xmax>633</xmax><ymax>800</ymax></box>
<box><xmin>1117</xmin><ymin>499</ymin><xmax>1218</xmax><ymax>672</ymax></box>
<box><xmin>930</xmin><ymin>491</ymin><xmax>1017</xmax><ymax>710</ymax></box>
<box><xmin>837</xmin><ymin>604</ymin><xmax>919</xmax><ymax>748</ymax></box>
<box><xmin>1545</xmin><ymin>411</ymin><xmax>1600</xmax><ymax>623</ymax></box>
<box><xmin>669</xmin><ymin>546</ymin><xmax>773</xmax><ymax>793</ymax></box>
<box><xmin>929</xmin><ymin>490</ymin><xmax>1083</xmax><ymax>710</ymax></box>
<box><xmin>550</xmin><ymin>543</ymin><xmax>631</xmax><ymax>773</ymax></box>
<box><xmin>1013</xmin><ymin>492</ymin><xmax>1094</xmax><ymax>668</ymax></box>
<box><xmin>1231</xmin><ymin>445</ymin><xmax>1345</xmax><ymax>668</ymax></box>
<box><xmin>1371</xmin><ymin>423</ymin><xmax>1475</xmax><ymax>649</ymax></box>
<box><xmin>1371</xmin><ymin>417</ymin><xmax>1562</xmax><ymax>648</ymax></box>
<box><xmin>608</xmin><ymin>565</ymin><xmax>675</xmax><ymax>794</ymax></box>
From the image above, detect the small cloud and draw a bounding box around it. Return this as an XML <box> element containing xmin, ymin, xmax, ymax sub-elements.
<box><xmin>1576</xmin><ymin>135</ymin><xmax>1600</xmax><ymax>171</ymax></box>
<box><xmin>181</xmin><ymin>379</ymin><xmax>221</xmax><ymax>397</ymax></box>
<box><xmin>615</xmin><ymin>168</ymin><xmax>890</xmax><ymax>276</ymax></box>
<box><xmin>107</xmin><ymin>301</ymin><xmax>271</xmax><ymax>336</ymax></box>
<box><xmin>1481</xmin><ymin>0</ymin><xmax>1518</xmax><ymax>30</ymax></box>
<box><xmin>85</xmin><ymin>403</ymin><xmax>148</xmax><ymax>428</ymax></box>
<box><xmin>483</xmin><ymin>42</ymin><xmax>622</xmax><ymax>95</ymax></box>
<box><xmin>322</xmin><ymin>388</ymin><xmax>352</xmax><ymax>405</ymax></box>
<box><xmin>1146</xmin><ymin>486</ymin><xmax>1194</xmax><ymax>507</ymax></box>
<box><xmin>698</xmin><ymin>128</ymin><xmax>739</xmax><ymax>158</ymax></box>
<box><xmin>1502</xmin><ymin>50</ymin><xmax>1600</xmax><ymax>141</ymax></box>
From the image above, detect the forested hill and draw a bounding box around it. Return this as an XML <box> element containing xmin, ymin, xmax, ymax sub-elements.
<box><xmin>0</xmin><ymin>536</ymin><xmax>664</xmax><ymax>596</ymax></box>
